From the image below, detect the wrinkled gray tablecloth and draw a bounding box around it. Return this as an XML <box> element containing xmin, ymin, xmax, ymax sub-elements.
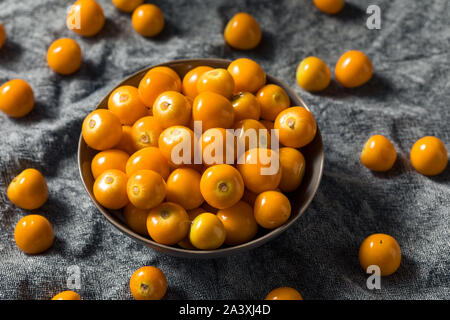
<box><xmin>0</xmin><ymin>0</ymin><xmax>449</xmax><ymax>300</ymax></box>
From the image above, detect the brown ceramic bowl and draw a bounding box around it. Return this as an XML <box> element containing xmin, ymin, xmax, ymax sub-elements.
<box><xmin>78</xmin><ymin>58</ymin><xmax>324</xmax><ymax>258</ymax></box>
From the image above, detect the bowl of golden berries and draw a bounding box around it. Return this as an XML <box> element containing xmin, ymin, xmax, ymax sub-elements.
<box><xmin>77</xmin><ymin>58</ymin><xmax>324</xmax><ymax>258</ymax></box>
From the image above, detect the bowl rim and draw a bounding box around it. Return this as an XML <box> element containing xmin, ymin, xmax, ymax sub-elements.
<box><xmin>77</xmin><ymin>58</ymin><xmax>325</xmax><ymax>258</ymax></box>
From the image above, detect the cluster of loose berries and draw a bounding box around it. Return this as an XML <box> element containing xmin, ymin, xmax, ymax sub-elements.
<box><xmin>82</xmin><ymin>57</ymin><xmax>317</xmax><ymax>252</ymax></box>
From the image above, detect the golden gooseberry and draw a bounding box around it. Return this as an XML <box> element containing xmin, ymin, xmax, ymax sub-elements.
<box><xmin>227</xmin><ymin>58</ymin><xmax>266</xmax><ymax>94</ymax></box>
<box><xmin>296</xmin><ymin>56</ymin><xmax>331</xmax><ymax>92</ymax></box>
<box><xmin>224</xmin><ymin>12</ymin><xmax>262</xmax><ymax>50</ymax></box>
<box><xmin>14</xmin><ymin>215</ymin><xmax>54</xmax><ymax>254</ymax></box>
<box><xmin>112</xmin><ymin>0</ymin><xmax>143</xmax><ymax>13</ymax></box>
<box><xmin>314</xmin><ymin>0</ymin><xmax>345</xmax><ymax>14</ymax></box>
<box><xmin>82</xmin><ymin>109</ymin><xmax>122</xmax><ymax>150</ymax></box>
<box><xmin>359</xmin><ymin>233</ymin><xmax>401</xmax><ymax>276</ymax></box>
<box><xmin>360</xmin><ymin>135</ymin><xmax>397</xmax><ymax>172</ymax></box>
<box><xmin>0</xmin><ymin>79</ymin><xmax>34</xmax><ymax>118</ymax></box>
<box><xmin>47</xmin><ymin>38</ymin><xmax>82</xmax><ymax>75</ymax></box>
<box><xmin>410</xmin><ymin>136</ymin><xmax>447</xmax><ymax>176</ymax></box>
<box><xmin>265</xmin><ymin>287</ymin><xmax>303</xmax><ymax>300</ymax></box>
<box><xmin>7</xmin><ymin>168</ymin><xmax>49</xmax><ymax>210</ymax></box>
<box><xmin>132</xmin><ymin>4</ymin><xmax>164</xmax><ymax>37</ymax></box>
<box><xmin>52</xmin><ymin>291</ymin><xmax>81</xmax><ymax>300</ymax></box>
<box><xmin>335</xmin><ymin>50</ymin><xmax>373</xmax><ymax>88</ymax></box>
<box><xmin>67</xmin><ymin>0</ymin><xmax>105</xmax><ymax>37</ymax></box>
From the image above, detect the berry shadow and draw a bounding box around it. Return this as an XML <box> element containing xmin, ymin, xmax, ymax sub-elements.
<box><xmin>0</xmin><ymin>40</ymin><xmax>23</xmax><ymax>65</ymax></box>
<box><xmin>334</xmin><ymin>2</ymin><xmax>366</xmax><ymax>21</ymax></box>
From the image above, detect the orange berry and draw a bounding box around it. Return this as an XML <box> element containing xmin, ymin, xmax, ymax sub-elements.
<box><xmin>296</xmin><ymin>56</ymin><xmax>331</xmax><ymax>92</ymax></box>
<box><xmin>158</xmin><ymin>126</ymin><xmax>195</xmax><ymax>167</ymax></box>
<box><xmin>14</xmin><ymin>215</ymin><xmax>54</xmax><ymax>254</ymax></box>
<box><xmin>112</xmin><ymin>0</ymin><xmax>143</xmax><ymax>13</ymax></box>
<box><xmin>256</xmin><ymin>84</ymin><xmax>290</xmax><ymax>121</ymax></box>
<box><xmin>274</xmin><ymin>107</ymin><xmax>317</xmax><ymax>148</ymax></box>
<box><xmin>82</xmin><ymin>109</ymin><xmax>122</xmax><ymax>150</ymax></box>
<box><xmin>0</xmin><ymin>79</ymin><xmax>34</xmax><ymax>118</ymax></box>
<box><xmin>360</xmin><ymin>135</ymin><xmax>397</xmax><ymax>172</ymax></box>
<box><xmin>227</xmin><ymin>58</ymin><xmax>266</xmax><ymax>93</ymax></box>
<box><xmin>127</xmin><ymin>170</ymin><xmax>166</xmax><ymax>210</ymax></box>
<box><xmin>237</xmin><ymin>148</ymin><xmax>281</xmax><ymax>194</ymax></box>
<box><xmin>131</xmin><ymin>116</ymin><xmax>163</xmax><ymax>150</ymax></box>
<box><xmin>231</xmin><ymin>92</ymin><xmax>261</xmax><ymax>121</ymax></box>
<box><xmin>132</xmin><ymin>4</ymin><xmax>164</xmax><ymax>37</ymax></box>
<box><xmin>52</xmin><ymin>291</ymin><xmax>81</xmax><ymax>300</ymax></box>
<box><xmin>7</xmin><ymin>168</ymin><xmax>48</xmax><ymax>210</ymax></box>
<box><xmin>254</xmin><ymin>191</ymin><xmax>291</xmax><ymax>229</ymax></box>
<box><xmin>189</xmin><ymin>213</ymin><xmax>226</xmax><ymax>250</ymax></box>
<box><xmin>182</xmin><ymin>66</ymin><xmax>213</xmax><ymax>99</ymax></box>
<box><xmin>410</xmin><ymin>136</ymin><xmax>447</xmax><ymax>176</ymax></box>
<box><xmin>314</xmin><ymin>0</ymin><xmax>345</xmax><ymax>14</ymax></box>
<box><xmin>91</xmin><ymin>149</ymin><xmax>129</xmax><ymax>179</ymax></box>
<box><xmin>335</xmin><ymin>50</ymin><xmax>373</xmax><ymax>88</ymax></box>
<box><xmin>115</xmin><ymin>125</ymin><xmax>136</xmax><ymax>155</ymax></box>
<box><xmin>47</xmin><ymin>38</ymin><xmax>82</xmax><ymax>75</ymax></box>
<box><xmin>234</xmin><ymin>119</ymin><xmax>270</xmax><ymax>152</ymax></box>
<box><xmin>124</xmin><ymin>203</ymin><xmax>149</xmax><ymax>236</ymax></box>
<box><xmin>153</xmin><ymin>91</ymin><xmax>191</xmax><ymax>128</ymax></box>
<box><xmin>200</xmin><ymin>164</ymin><xmax>244</xmax><ymax>209</ymax></box>
<box><xmin>177</xmin><ymin>207</ymin><xmax>207</xmax><ymax>249</ymax></box>
<box><xmin>197</xmin><ymin>68</ymin><xmax>235</xmax><ymax>99</ymax></box>
<box><xmin>279</xmin><ymin>147</ymin><xmax>306</xmax><ymax>192</ymax></box>
<box><xmin>359</xmin><ymin>233</ymin><xmax>401</xmax><ymax>276</ymax></box>
<box><xmin>166</xmin><ymin>168</ymin><xmax>204</xmax><ymax>210</ymax></box>
<box><xmin>67</xmin><ymin>0</ymin><xmax>105</xmax><ymax>37</ymax></box>
<box><xmin>150</xmin><ymin>66</ymin><xmax>182</xmax><ymax>91</ymax></box>
<box><xmin>200</xmin><ymin>128</ymin><xmax>237</xmax><ymax>166</ymax></box>
<box><xmin>217</xmin><ymin>201</ymin><xmax>258</xmax><ymax>245</ymax></box>
<box><xmin>126</xmin><ymin>147</ymin><xmax>170</xmax><ymax>180</ymax></box>
<box><xmin>130</xmin><ymin>266</ymin><xmax>167</xmax><ymax>300</ymax></box>
<box><xmin>192</xmin><ymin>92</ymin><xmax>235</xmax><ymax>131</ymax></box>
<box><xmin>224</xmin><ymin>12</ymin><xmax>262</xmax><ymax>50</ymax></box>
<box><xmin>265</xmin><ymin>287</ymin><xmax>303</xmax><ymax>300</ymax></box>
<box><xmin>147</xmin><ymin>202</ymin><xmax>190</xmax><ymax>245</ymax></box>
<box><xmin>138</xmin><ymin>70</ymin><xmax>179</xmax><ymax>107</ymax></box>
<box><xmin>93</xmin><ymin>169</ymin><xmax>129</xmax><ymax>210</ymax></box>
<box><xmin>108</xmin><ymin>86</ymin><xmax>147</xmax><ymax>125</ymax></box>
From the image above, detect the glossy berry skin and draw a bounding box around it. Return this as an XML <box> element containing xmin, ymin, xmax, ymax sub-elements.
<box><xmin>200</xmin><ymin>128</ymin><xmax>237</xmax><ymax>166</ymax></box>
<box><xmin>47</xmin><ymin>38</ymin><xmax>82</xmax><ymax>75</ymax></box>
<box><xmin>200</xmin><ymin>164</ymin><xmax>244</xmax><ymax>210</ymax></box>
<box><xmin>254</xmin><ymin>191</ymin><xmax>291</xmax><ymax>229</ymax></box>
<box><xmin>360</xmin><ymin>135</ymin><xmax>397</xmax><ymax>172</ymax></box>
<box><xmin>314</xmin><ymin>0</ymin><xmax>345</xmax><ymax>14</ymax></box>
<box><xmin>217</xmin><ymin>201</ymin><xmax>258</xmax><ymax>246</ymax></box>
<box><xmin>192</xmin><ymin>92</ymin><xmax>235</xmax><ymax>131</ymax></box>
<box><xmin>82</xmin><ymin>109</ymin><xmax>122</xmax><ymax>150</ymax></box>
<box><xmin>0</xmin><ymin>23</ymin><xmax>5</xmax><ymax>49</ymax></box>
<box><xmin>0</xmin><ymin>79</ymin><xmax>34</xmax><ymax>118</ymax></box>
<box><xmin>256</xmin><ymin>84</ymin><xmax>290</xmax><ymax>121</ymax></box>
<box><xmin>126</xmin><ymin>147</ymin><xmax>170</xmax><ymax>180</ymax></box>
<box><xmin>115</xmin><ymin>125</ymin><xmax>136</xmax><ymax>155</ymax></box>
<box><xmin>189</xmin><ymin>213</ymin><xmax>226</xmax><ymax>250</ymax></box>
<box><xmin>274</xmin><ymin>107</ymin><xmax>317</xmax><ymax>148</ymax></box>
<box><xmin>108</xmin><ymin>86</ymin><xmax>147</xmax><ymax>125</ymax></box>
<box><xmin>224</xmin><ymin>12</ymin><xmax>262</xmax><ymax>50</ymax></box>
<box><xmin>227</xmin><ymin>58</ymin><xmax>266</xmax><ymax>94</ymax></box>
<box><xmin>234</xmin><ymin>119</ymin><xmax>270</xmax><ymax>152</ymax></box>
<box><xmin>197</xmin><ymin>68</ymin><xmax>235</xmax><ymax>99</ymax></box>
<box><xmin>279</xmin><ymin>147</ymin><xmax>306</xmax><ymax>192</ymax></box>
<box><xmin>138</xmin><ymin>70</ymin><xmax>179</xmax><ymax>107</ymax></box>
<box><xmin>127</xmin><ymin>170</ymin><xmax>166</xmax><ymax>210</ymax></box>
<box><xmin>265</xmin><ymin>287</ymin><xmax>303</xmax><ymax>300</ymax></box>
<box><xmin>182</xmin><ymin>66</ymin><xmax>213</xmax><ymax>99</ymax></box>
<box><xmin>166</xmin><ymin>168</ymin><xmax>204</xmax><ymax>210</ymax></box>
<box><xmin>158</xmin><ymin>126</ymin><xmax>195</xmax><ymax>167</ymax></box>
<box><xmin>147</xmin><ymin>202</ymin><xmax>190</xmax><ymax>245</ymax></box>
<box><xmin>52</xmin><ymin>291</ymin><xmax>81</xmax><ymax>300</ymax></box>
<box><xmin>91</xmin><ymin>149</ymin><xmax>129</xmax><ymax>179</ymax></box>
<box><xmin>296</xmin><ymin>56</ymin><xmax>331</xmax><ymax>92</ymax></box>
<box><xmin>67</xmin><ymin>0</ymin><xmax>105</xmax><ymax>37</ymax></box>
<box><xmin>410</xmin><ymin>136</ymin><xmax>448</xmax><ymax>176</ymax></box>
<box><xmin>335</xmin><ymin>50</ymin><xmax>373</xmax><ymax>88</ymax></box>
<box><xmin>150</xmin><ymin>67</ymin><xmax>181</xmax><ymax>91</ymax></box>
<box><xmin>177</xmin><ymin>207</ymin><xmax>207</xmax><ymax>249</ymax></box>
<box><xmin>130</xmin><ymin>266</ymin><xmax>167</xmax><ymax>300</ymax></box>
<box><xmin>112</xmin><ymin>0</ymin><xmax>143</xmax><ymax>13</ymax></box>
<box><xmin>359</xmin><ymin>233</ymin><xmax>401</xmax><ymax>276</ymax></box>
<box><xmin>93</xmin><ymin>169</ymin><xmax>129</xmax><ymax>210</ymax></box>
<box><xmin>132</xmin><ymin>4</ymin><xmax>164</xmax><ymax>37</ymax></box>
<box><xmin>237</xmin><ymin>148</ymin><xmax>282</xmax><ymax>194</ymax></box>
<box><xmin>231</xmin><ymin>92</ymin><xmax>261</xmax><ymax>122</ymax></box>
<box><xmin>124</xmin><ymin>203</ymin><xmax>149</xmax><ymax>236</ymax></box>
<box><xmin>7</xmin><ymin>169</ymin><xmax>48</xmax><ymax>210</ymax></box>
<box><xmin>153</xmin><ymin>91</ymin><xmax>191</xmax><ymax>128</ymax></box>
<box><xmin>14</xmin><ymin>215</ymin><xmax>54</xmax><ymax>254</ymax></box>
<box><xmin>131</xmin><ymin>116</ymin><xmax>163</xmax><ymax>150</ymax></box>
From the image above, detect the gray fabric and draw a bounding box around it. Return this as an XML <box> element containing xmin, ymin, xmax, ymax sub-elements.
<box><xmin>0</xmin><ymin>0</ymin><xmax>449</xmax><ymax>300</ymax></box>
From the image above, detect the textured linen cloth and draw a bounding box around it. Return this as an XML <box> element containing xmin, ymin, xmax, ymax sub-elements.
<box><xmin>0</xmin><ymin>0</ymin><xmax>449</xmax><ymax>300</ymax></box>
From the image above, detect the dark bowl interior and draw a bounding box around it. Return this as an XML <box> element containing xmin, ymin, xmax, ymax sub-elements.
<box><xmin>77</xmin><ymin>58</ymin><xmax>324</xmax><ymax>258</ymax></box>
